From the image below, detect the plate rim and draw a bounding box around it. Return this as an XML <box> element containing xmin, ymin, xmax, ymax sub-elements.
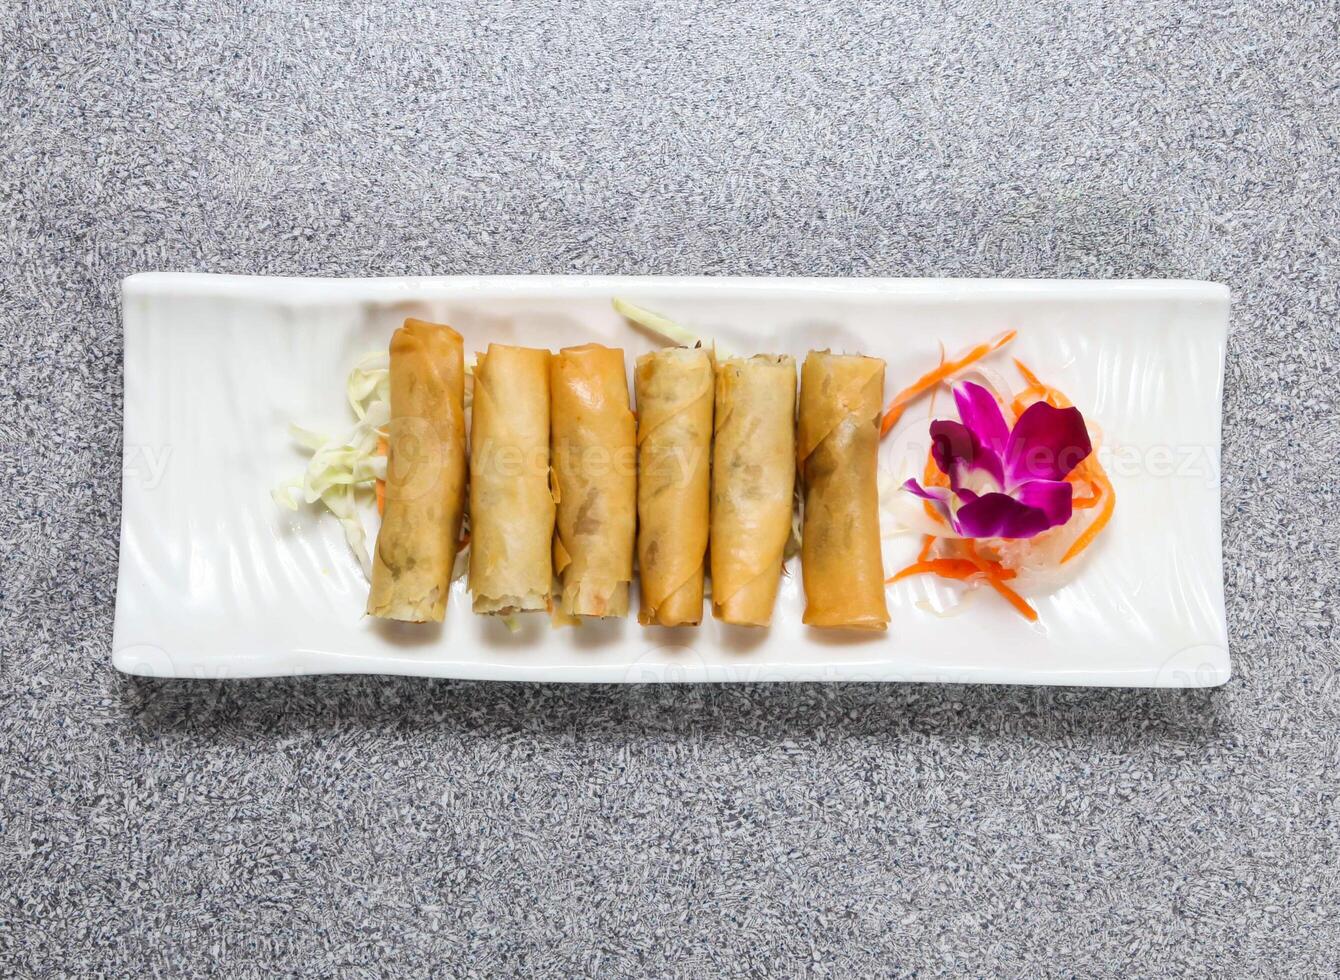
<box><xmin>115</xmin><ymin>272</ymin><xmax>1231</xmax><ymax>687</ymax></box>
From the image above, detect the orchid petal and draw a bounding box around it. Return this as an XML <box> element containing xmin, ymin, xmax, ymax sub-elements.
<box><xmin>953</xmin><ymin>382</ymin><xmax>1010</xmax><ymax>457</ymax></box>
<box><xmin>901</xmin><ymin>478</ymin><xmax>954</xmax><ymax>525</ymax></box>
<box><xmin>1004</xmin><ymin>402</ymin><xmax>1092</xmax><ymax>484</ymax></box>
<box><xmin>952</xmin><ymin>492</ymin><xmax>1054</xmax><ymax>539</ymax></box>
<box><xmin>929</xmin><ymin>420</ymin><xmax>1005</xmax><ymax>491</ymax></box>
<box><xmin>1013</xmin><ymin>479</ymin><xmax>1074</xmax><ymax>529</ymax></box>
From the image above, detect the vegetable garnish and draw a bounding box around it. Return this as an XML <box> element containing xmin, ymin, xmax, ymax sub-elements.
<box><xmin>885</xmin><ymin>353</ymin><xmax>1112</xmax><ymax>622</ymax></box>
<box><xmin>889</xmin><ymin>558</ymin><xmax>990</xmax><ymax>583</ymax></box>
<box><xmin>886</xmin><ymin>535</ymin><xmax>1039</xmax><ymax>622</ymax></box>
<box><xmin>1059</xmin><ymin>457</ymin><xmax>1115</xmax><ymax>563</ymax></box>
<box><xmin>879</xmin><ymin>330</ymin><xmax>1017</xmax><ymax>436</ymax></box>
<box><xmin>278</xmin><ymin>346</ymin><xmax>478</xmax><ymax>589</ymax></box>
<box><xmin>273</xmin><ymin>354</ymin><xmax>391</xmax><ymax>577</ymax></box>
<box><xmin>612</xmin><ymin>298</ymin><xmax>734</xmax><ymax>357</ymax></box>
<box><xmin>961</xmin><ymin>540</ymin><xmax>1037</xmax><ymax>621</ymax></box>
<box><xmin>902</xmin><ymin>380</ymin><xmax>1092</xmax><ymax>539</ymax></box>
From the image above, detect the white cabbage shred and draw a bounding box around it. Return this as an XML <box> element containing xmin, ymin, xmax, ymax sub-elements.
<box><xmin>612</xmin><ymin>297</ymin><xmax>735</xmax><ymax>357</ymax></box>
<box><xmin>272</xmin><ymin>353</ymin><xmax>391</xmax><ymax>578</ymax></box>
<box><xmin>275</xmin><ymin>350</ymin><xmax>478</xmax><ymax>585</ymax></box>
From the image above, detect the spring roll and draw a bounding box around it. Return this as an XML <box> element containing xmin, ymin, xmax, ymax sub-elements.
<box><xmin>710</xmin><ymin>355</ymin><xmax>797</xmax><ymax>626</ymax></box>
<box><xmin>797</xmin><ymin>351</ymin><xmax>890</xmax><ymax>630</ymax></box>
<box><xmin>469</xmin><ymin>344</ymin><xmax>554</xmax><ymax>615</ymax></box>
<box><xmin>635</xmin><ymin>347</ymin><xmax>714</xmax><ymax>626</ymax></box>
<box><xmin>366</xmin><ymin>318</ymin><xmax>467</xmax><ymax>623</ymax></box>
<box><xmin>550</xmin><ymin>344</ymin><xmax>637</xmax><ymax>618</ymax></box>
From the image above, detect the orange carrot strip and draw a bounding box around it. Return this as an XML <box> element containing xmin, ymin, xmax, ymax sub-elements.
<box><xmin>923</xmin><ymin>448</ymin><xmax>947</xmax><ymax>486</ymax></box>
<box><xmin>960</xmin><ymin>541</ymin><xmax>1035</xmax><ymax>619</ymax></box>
<box><xmin>892</xmin><ymin>542</ymin><xmax>1035</xmax><ymax>620</ymax></box>
<box><xmin>886</xmin><ymin>558</ymin><xmax>981</xmax><ymax>584</ymax></box>
<box><xmin>1013</xmin><ymin>357</ymin><xmax>1042</xmax><ymax>389</ymax></box>
<box><xmin>1071</xmin><ymin>480</ymin><xmax>1103</xmax><ymax>509</ymax></box>
<box><xmin>1013</xmin><ymin>360</ymin><xmax>1073</xmax><ymax>408</ymax></box>
<box><xmin>1011</xmin><ymin>384</ymin><xmax>1047</xmax><ymax>418</ymax></box>
<box><xmin>1061</xmin><ymin>467</ymin><xmax>1115</xmax><ymax>563</ymax></box>
<box><xmin>881</xmin><ymin>330</ymin><xmax>1018</xmax><ymax>436</ymax></box>
<box><xmin>917</xmin><ymin>534</ymin><xmax>936</xmax><ymax>562</ymax></box>
<box><xmin>927</xmin><ymin>341</ymin><xmax>947</xmax><ymax>415</ymax></box>
<box><xmin>1068</xmin><ymin>453</ymin><xmax>1104</xmax><ymax>505</ymax></box>
<box><xmin>980</xmin><ymin>576</ymin><xmax>1038</xmax><ymax>621</ymax></box>
<box><xmin>920</xmin><ymin>446</ymin><xmax>949</xmax><ymax>524</ymax></box>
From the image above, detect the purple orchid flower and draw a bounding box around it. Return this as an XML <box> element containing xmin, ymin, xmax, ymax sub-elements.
<box><xmin>903</xmin><ymin>382</ymin><xmax>1092</xmax><ymax>539</ymax></box>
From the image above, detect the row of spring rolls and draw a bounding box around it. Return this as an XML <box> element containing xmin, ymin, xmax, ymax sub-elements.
<box><xmin>366</xmin><ymin>318</ymin><xmax>890</xmax><ymax>630</ymax></box>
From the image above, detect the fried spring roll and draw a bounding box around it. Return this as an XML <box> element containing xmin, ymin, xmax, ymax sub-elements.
<box><xmin>551</xmin><ymin>344</ymin><xmax>637</xmax><ymax>618</ymax></box>
<box><xmin>469</xmin><ymin>344</ymin><xmax>554</xmax><ymax>615</ymax></box>
<box><xmin>367</xmin><ymin>318</ymin><xmax>467</xmax><ymax>623</ymax></box>
<box><xmin>710</xmin><ymin>355</ymin><xmax>797</xmax><ymax>626</ymax></box>
<box><xmin>797</xmin><ymin>351</ymin><xmax>890</xmax><ymax>630</ymax></box>
<box><xmin>635</xmin><ymin>347</ymin><xmax>713</xmax><ymax>626</ymax></box>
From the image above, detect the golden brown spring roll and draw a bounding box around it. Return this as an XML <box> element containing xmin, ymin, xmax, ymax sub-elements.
<box><xmin>469</xmin><ymin>344</ymin><xmax>554</xmax><ymax>615</ymax></box>
<box><xmin>635</xmin><ymin>347</ymin><xmax>713</xmax><ymax>626</ymax></box>
<box><xmin>797</xmin><ymin>351</ymin><xmax>890</xmax><ymax>630</ymax></box>
<box><xmin>710</xmin><ymin>355</ymin><xmax>797</xmax><ymax>626</ymax></box>
<box><xmin>550</xmin><ymin>344</ymin><xmax>637</xmax><ymax>618</ymax></box>
<box><xmin>367</xmin><ymin>318</ymin><xmax>467</xmax><ymax>623</ymax></box>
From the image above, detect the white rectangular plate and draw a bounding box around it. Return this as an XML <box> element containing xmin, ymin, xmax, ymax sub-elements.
<box><xmin>114</xmin><ymin>274</ymin><xmax>1230</xmax><ymax>686</ymax></box>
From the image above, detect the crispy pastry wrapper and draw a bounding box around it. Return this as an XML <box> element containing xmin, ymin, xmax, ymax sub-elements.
<box><xmin>709</xmin><ymin>354</ymin><xmax>797</xmax><ymax>626</ymax></box>
<box><xmin>366</xmin><ymin>318</ymin><xmax>467</xmax><ymax>623</ymax></box>
<box><xmin>635</xmin><ymin>347</ymin><xmax>714</xmax><ymax>626</ymax></box>
<box><xmin>797</xmin><ymin>351</ymin><xmax>890</xmax><ymax>630</ymax></box>
<box><xmin>469</xmin><ymin>344</ymin><xmax>554</xmax><ymax>614</ymax></box>
<box><xmin>550</xmin><ymin>344</ymin><xmax>637</xmax><ymax>618</ymax></box>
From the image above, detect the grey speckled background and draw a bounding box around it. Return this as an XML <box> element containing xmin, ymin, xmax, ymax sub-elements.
<box><xmin>2</xmin><ymin>0</ymin><xmax>1338</xmax><ymax>976</ymax></box>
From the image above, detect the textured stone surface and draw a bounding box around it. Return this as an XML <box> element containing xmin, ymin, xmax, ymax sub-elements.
<box><xmin>1</xmin><ymin>0</ymin><xmax>1337</xmax><ymax>975</ymax></box>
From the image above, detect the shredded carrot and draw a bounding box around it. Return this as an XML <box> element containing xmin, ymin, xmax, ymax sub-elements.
<box><xmin>917</xmin><ymin>534</ymin><xmax>936</xmax><ymax>562</ymax></box>
<box><xmin>1013</xmin><ymin>357</ymin><xmax>1042</xmax><ymax>389</ymax></box>
<box><xmin>881</xmin><ymin>330</ymin><xmax>1018</xmax><ymax>436</ymax></box>
<box><xmin>888</xmin><ymin>546</ymin><xmax>1035</xmax><ymax>621</ymax></box>
<box><xmin>1014</xmin><ymin>359</ymin><xmax>1072</xmax><ymax>409</ymax></box>
<box><xmin>886</xmin><ymin>558</ymin><xmax>981</xmax><ymax>584</ymax></box>
<box><xmin>1061</xmin><ymin>463</ymin><xmax>1115</xmax><ymax>563</ymax></box>
<box><xmin>926</xmin><ymin>341</ymin><xmax>947</xmax><ymax>416</ymax></box>
<box><xmin>1071</xmin><ymin>478</ymin><xmax>1103</xmax><ymax>510</ymax></box>
<box><xmin>979</xmin><ymin>575</ymin><xmax>1038</xmax><ymax>620</ymax></box>
<box><xmin>1010</xmin><ymin>384</ymin><xmax>1046</xmax><ymax>418</ymax></box>
<box><xmin>923</xmin><ymin>448</ymin><xmax>947</xmax><ymax>487</ymax></box>
<box><xmin>920</xmin><ymin>446</ymin><xmax>949</xmax><ymax>524</ymax></box>
<box><xmin>962</xmin><ymin>541</ymin><xmax>1035</xmax><ymax>620</ymax></box>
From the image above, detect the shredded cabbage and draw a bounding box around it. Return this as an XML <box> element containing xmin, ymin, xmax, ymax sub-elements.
<box><xmin>345</xmin><ymin>351</ymin><xmax>390</xmax><ymax>420</ymax></box>
<box><xmin>273</xmin><ymin>353</ymin><xmax>391</xmax><ymax>578</ymax></box>
<box><xmin>612</xmin><ymin>297</ymin><xmax>733</xmax><ymax>357</ymax></box>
